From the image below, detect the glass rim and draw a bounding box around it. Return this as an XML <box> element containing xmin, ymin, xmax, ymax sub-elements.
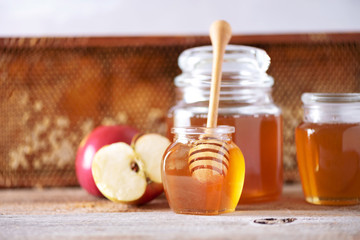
<box><xmin>178</xmin><ymin>44</ymin><xmax>271</xmax><ymax>72</ymax></box>
<box><xmin>180</xmin><ymin>44</ymin><xmax>268</xmax><ymax>55</ymax></box>
<box><xmin>302</xmin><ymin>93</ymin><xmax>360</xmax><ymax>105</ymax></box>
<box><xmin>171</xmin><ymin>125</ymin><xmax>235</xmax><ymax>135</ymax></box>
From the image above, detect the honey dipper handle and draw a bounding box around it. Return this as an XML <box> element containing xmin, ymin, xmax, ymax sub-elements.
<box><xmin>207</xmin><ymin>20</ymin><xmax>232</xmax><ymax>128</ymax></box>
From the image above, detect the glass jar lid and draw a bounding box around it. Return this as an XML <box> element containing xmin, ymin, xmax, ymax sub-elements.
<box><xmin>176</xmin><ymin>45</ymin><xmax>273</xmax><ymax>88</ymax></box>
<box><xmin>179</xmin><ymin>45</ymin><xmax>270</xmax><ymax>73</ymax></box>
<box><xmin>302</xmin><ymin>93</ymin><xmax>360</xmax><ymax>105</ymax></box>
<box><xmin>301</xmin><ymin>93</ymin><xmax>360</xmax><ymax>123</ymax></box>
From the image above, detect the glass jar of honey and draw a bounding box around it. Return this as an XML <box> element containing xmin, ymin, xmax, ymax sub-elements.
<box><xmin>296</xmin><ymin>93</ymin><xmax>360</xmax><ymax>205</ymax></box>
<box><xmin>162</xmin><ymin>126</ymin><xmax>245</xmax><ymax>215</ymax></box>
<box><xmin>167</xmin><ymin>45</ymin><xmax>283</xmax><ymax>203</ymax></box>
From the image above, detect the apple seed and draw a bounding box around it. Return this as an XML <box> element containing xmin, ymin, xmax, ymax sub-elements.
<box><xmin>131</xmin><ymin>161</ymin><xmax>140</xmax><ymax>173</ymax></box>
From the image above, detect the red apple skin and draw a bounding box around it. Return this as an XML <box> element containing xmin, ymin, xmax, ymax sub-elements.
<box><xmin>128</xmin><ymin>182</ymin><xmax>164</xmax><ymax>205</ymax></box>
<box><xmin>76</xmin><ymin>125</ymin><xmax>139</xmax><ymax>196</ymax></box>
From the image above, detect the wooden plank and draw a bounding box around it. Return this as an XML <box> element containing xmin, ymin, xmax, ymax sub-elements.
<box><xmin>0</xmin><ymin>33</ymin><xmax>359</xmax><ymax>48</ymax></box>
<box><xmin>1</xmin><ymin>212</ymin><xmax>359</xmax><ymax>240</ymax></box>
<box><xmin>0</xmin><ymin>184</ymin><xmax>359</xmax><ymax>239</ymax></box>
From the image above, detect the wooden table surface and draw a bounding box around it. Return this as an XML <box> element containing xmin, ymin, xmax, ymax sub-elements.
<box><xmin>0</xmin><ymin>184</ymin><xmax>359</xmax><ymax>240</ymax></box>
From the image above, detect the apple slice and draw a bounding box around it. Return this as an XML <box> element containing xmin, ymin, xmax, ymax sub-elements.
<box><xmin>133</xmin><ymin>134</ymin><xmax>170</xmax><ymax>183</ymax></box>
<box><xmin>92</xmin><ymin>134</ymin><xmax>170</xmax><ymax>205</ymax></box>
<box><xmin>92</xmin><ymin>142</ymin><xmax>147</xmax><ymax>202</ymax></box>
<box><xmin>76</xmin><ymin>125</ymin><xmax>139</xmax><ymax>197</ymax></box>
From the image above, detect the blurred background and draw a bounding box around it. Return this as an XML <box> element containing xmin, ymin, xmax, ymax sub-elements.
<box><xmin>0</xmin><ymin>0</ymin><xmax>359</xmax><ymax>188</ymax></box>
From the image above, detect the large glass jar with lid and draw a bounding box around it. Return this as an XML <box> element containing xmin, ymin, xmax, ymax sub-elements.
<box><xmin>167</xmin><ymin>45</ymin><xmax>283</xmax><ymax>203</ymax></box>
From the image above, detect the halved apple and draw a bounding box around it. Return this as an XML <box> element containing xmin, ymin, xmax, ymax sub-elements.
<box><xmin>92</xmin><ymin>134</ymin><xmax>170</xmax><ymax>205</ymax></box>
<box><xmin>75</xmin><ymin>125</ymin><xmax>139</xmax><ymax>197</ymax></box>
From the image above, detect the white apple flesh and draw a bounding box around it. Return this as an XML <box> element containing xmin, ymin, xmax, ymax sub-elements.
<box><xmin>92</xmin><ymin>142</ymin><xmax>147</xmax><ymax>202</ymax></box>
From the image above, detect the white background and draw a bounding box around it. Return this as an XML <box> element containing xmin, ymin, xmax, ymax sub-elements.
<box><xmin>0</xmin><ymin>0</ymin><xmax>359</xmax><ymax>36</ymax></box>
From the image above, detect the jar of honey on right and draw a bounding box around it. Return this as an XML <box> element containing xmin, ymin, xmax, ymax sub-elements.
<box><xmin>296</xmin><ymin>93</ymin><xmax>360</xmax><ymax>205</ymax></box>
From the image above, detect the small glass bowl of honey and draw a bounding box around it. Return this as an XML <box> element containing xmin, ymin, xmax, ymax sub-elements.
<box><xmin>161</xmin><ymin>126</ymin><xmax>245</xmax><ymax>215</ymax></box>
<box><xmin>296</xmin><ymin>93</ymin><xmax>360</xmax><ymax>205</ymax></box>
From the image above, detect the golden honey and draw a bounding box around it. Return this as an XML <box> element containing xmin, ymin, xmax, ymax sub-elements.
<box><xmin>296</xmin><ymin>123</ymin><xmax>360</xmax><ymax>205</ymax></box>
<box><xmin>162</xmin><ymin>126</ymin><xmax>245</xmax><ymax>215</ymax></box>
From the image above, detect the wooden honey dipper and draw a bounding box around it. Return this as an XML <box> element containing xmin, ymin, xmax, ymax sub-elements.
<box><xmin>188</xmin><ymin>20</ymin><xmax>232</xmax><ymax>183</ymax></box>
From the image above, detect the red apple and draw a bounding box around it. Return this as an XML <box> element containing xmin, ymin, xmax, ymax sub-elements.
<box><xmin>76</xmin><ymin>125</ymin><xmax>139</xmax><ymax>196</ymax></box>
<box><xmin>92</xmin><ymin>134</ymin><xmax>170</xmax><ymax>205</ymax></box>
